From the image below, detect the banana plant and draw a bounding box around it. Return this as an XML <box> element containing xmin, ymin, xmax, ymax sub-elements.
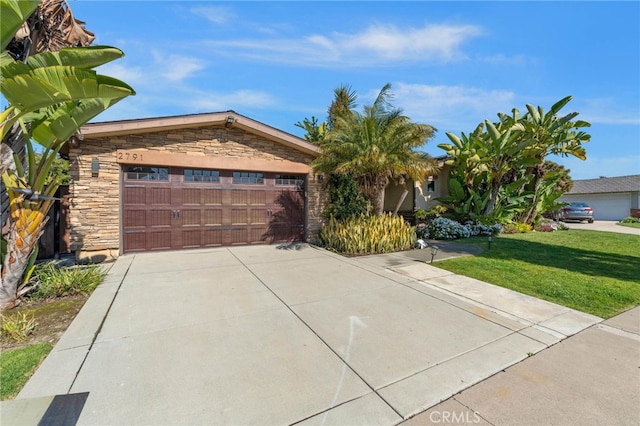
<box><xmin>0</xmin><ymin>0</ymin><xmax>135</xmax><ymax>310</ymax></box>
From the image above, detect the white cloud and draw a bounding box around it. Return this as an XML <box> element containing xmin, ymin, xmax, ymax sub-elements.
<box><xmin>95</xmin><ymin>62</ymin><xmax>146</xmax><ymax>87</ymax></box>
<box><xmin>157</xmin><ymin>54</ymin><xmax>206</xmax><ymax>82</ymax></box>
<box><xmin>388</xmin><ymin>82</ymin><xmax>517</xmax><ymax>132</ymax></box>
<box><xmin>190</xmin><ymin>6</ymin><xmax>235</xmax><ymax>25</ymax></box>
<box><xmin>204</xmin><ymin>23</ymin><xmax>482</xmax><ymax>67</ymax></box>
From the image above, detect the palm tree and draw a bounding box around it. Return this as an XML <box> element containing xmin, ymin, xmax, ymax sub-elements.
<box><xmin>313</xmin><ymin>83</ymin><xmax>438</xmax><ymax>215</ymax></box>
<box><xmin>1</xmin><ymin>0</ymin><xmax>135</xmax><ymax>310</ymax></box>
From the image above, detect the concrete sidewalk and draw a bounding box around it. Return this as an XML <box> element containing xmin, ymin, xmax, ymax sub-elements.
<box><xmin>2</xmin><ymin>244</ymin><xmax>602</xmax><ymax>425</ymax></box>
<box><xmin>404</xmin><ymin>306</ymin><xmax>640</xmax><ymax>425</ymax></box>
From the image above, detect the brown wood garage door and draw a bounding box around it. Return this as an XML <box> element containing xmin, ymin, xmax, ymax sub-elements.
<box><xmin>122</xmin><ymin>166</ymin><xmax>305</xmax><ymax>253</ymax></box>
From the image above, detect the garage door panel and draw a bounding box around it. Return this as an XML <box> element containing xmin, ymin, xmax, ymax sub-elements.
<box><xmin>149</xmin><ymin>210</ymin><xmax>172</xmax><ymax>227</ymax></box>
<box><xmin>124</xmin><ymin>186</ymin><xmax>145</xmax><ymax>204</ymax></box>
<box><xmin>181</xmin><ymin>209</ymin><xmax>201</xmax><ymax>226</ymax></box>
<box><xmin>147</xmin><ymin>230</ymin><xmax>172</xmax><ymax>250</ymax></box>
<box><xmin>250</xmin><ymin>227</ymin><xmax>267</xmax><ymax>243</ymax></box>
<box><xmin>182</xmin><ymin>188</ymin><xmax>200</xmax><ymax>205</ymax></box>
<box><xmin>231</xmin><ymin>228</ymin><xmax>248</xmax><ymax>245</ymax></box>
<box><xmin>202</xmin><ymin>189</ymin><xmax>222</xmax><ymax>205</ymax></box>
<box><xmin>123</xmin><ymin>168</ymin><xmax>306</xmax><ymax>253</ymax></box>
<box><xmin>149</xmin><ymin>187</ymin><xmax>171</xmax><ymax>205</ymax></box>
<box><xmin>231</xmin><ymin>209</ymin><xmax>248</xmax><ymax>225</ymax></box>
<box><xmin>251</xmin><ymin>209</ymin><xmax>267</xmax><ymax>225</ymax></box>
<box><xmin>249</xmin><ymin>191</ymin><xmax>266</xmax><ymax>206</ymax></box>
<box><xmin>181</xmin><ymin>230</ymin><xmax>201</xmax><ymax>248</ymax></box>
<box><xmin>124</xmin><ymin>209</ymin><xmax>146</xmax><ymax>228</ymax></box>
<box><xmin>202</xmin><ymin>229</ymin><xmax>223</xmax><ymax>247</ymax></box>
<box><xmin>203</xmin><ymin>210</ymin><xmax>222</xmax><ymax>226</ymax></box>
<box><xmin>124</xmin><ymin>231</ymin><xmax>146</xmax><ymax>252</ymax></box>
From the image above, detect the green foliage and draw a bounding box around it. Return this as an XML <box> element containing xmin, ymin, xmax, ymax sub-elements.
<box><xmin>323</xmin><ymin>173</ymin><xmax>368</xmax><ymax>221</ymax></box>
<box><xmin>294</xmin><ymin>116</ymin><xmax>326</xmax><ymax>143</ymax></box>
<box><xmin>35</xmin><ymin>153</ymin><xmax>70</xmax><ymax>185</ymax></box>
<box><xmin>28</xmin><ymin>263</ymin><xmax>106</xmax><ymax>300</ymax></box>
<box><xmin>313</xmin><ymin>83</ymin><xmax>438</xmax><ymax>215</ymax></box>
<box><xmin>1</xmin><ymin>312</ymin><xmax>37</xmax><ymax>342</ymax></box>
<box><xmin>620</xmin><ymin>216</ymin><xmax>640</xmax><ymax>224</ymax></box>
<box><xmin>502</xmin><ymin>222</ymin><xmax>532</xmax><ymax>234</ymax></box>
<box><xmin>415</xmin><ymin>205</ymin><xmax>447</xmax><ymax>221</ymax></box>
<box><xmin>320</xmin><ymin>213</ymin><xmax>415</xmax><ymax>255</ymax></box>
<box><xmin>1</xmin><ymin>46</ymin><xmax>136</xmax><ymax>147</ymax></box>
<box><xmin>438</xmin><ymin>97</ymin><xmax>590</xmax><ymax>225</ymax></box>
<box><xmin>0</xmin><ymin>342</ymin><xmax>52</xmax><ymax>400</ymax></box>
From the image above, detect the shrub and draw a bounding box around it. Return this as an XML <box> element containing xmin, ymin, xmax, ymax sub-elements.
<box><xmin>28</xmin><ymin>263</ymin><xmax>106</xmax><ymax>301</ymax></box>
<box><xmin>323</xmin><ymin>173</ymin><xmax>368</xmax><ymax>221</ymax></box>
<box><xmin>422</xmin><ymin>217</ymin><xmax>471</xmax><ymax>240</ymax></box>
<box><xmin>620</xmin><ymin>216</ymin><xmax>640</xmax><ymax>224</ymax></box>
<box><xmin>465</xmin><ymin>221</ymin><xmax>502</xmax><ymax>236</ymax></box>
<box><xmin>503</xmin><ymin>222</ymin><xmax>532</xmax><ymax>234</ymax></box>
<box><xmin>1</xmin><ymin>313</ymin><xmax>37</xmax><ymax>342</ymax></box>
<box><xmin>415</xmin><ymin>205</ymin><xmax>447</xmax><ymax>221</ymax></box>
<box><xmin>320</xmin><ymin>213</ymin><xmax>415</xmax><ymax>254</ymax></box>
<box><xmin>534</xmin><ymin>219</ymin><xmax>558</xmax><ymax>232</ymax></box>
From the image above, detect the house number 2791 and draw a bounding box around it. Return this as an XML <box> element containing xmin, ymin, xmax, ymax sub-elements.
<box><xmin>117</xmin><ymin>152</ymin><xmax>143</xmax><ymax>161</ymax></box>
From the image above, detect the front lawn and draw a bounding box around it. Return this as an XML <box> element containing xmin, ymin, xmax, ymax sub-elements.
<box><xmin>435</xmin><ymin>230</ymin><xmax>640</xmax><ymax>318</ymax></box>
<box><xmin>0</xmin><ymin>343</ymin><xmax>52</xmax><ymax>400</ymax></box>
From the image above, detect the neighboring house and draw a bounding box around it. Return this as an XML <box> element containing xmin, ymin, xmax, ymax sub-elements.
<box><xmin>67</xmin><ymin>111</ymin><xmax>325</xmax><ymax>261</ymax></box>
<box><xmin>383</xmin><ymin>158</ymin><xmax>451</xmax><ymax>215</ymax></box>
<box><xmin>560</xmin><ymin>175</ymin><xmax>640</xmax><ymax>221</ymax></box>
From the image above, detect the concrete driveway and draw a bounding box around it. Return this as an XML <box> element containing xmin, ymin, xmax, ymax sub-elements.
<box><xmin>9</xmin><ymin>245</ymin><xmax>600</xmax><ymax>425</ymax></box>
<box><xmin>562</xmin><ymin>219</ymin><xmax>640</xmax><ymax>235</ymax></box>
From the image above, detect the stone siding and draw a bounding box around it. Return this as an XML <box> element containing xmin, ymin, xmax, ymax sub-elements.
<box><xmin>69</xmin><ymin>125</ymin><xmax>326</xmax><ymax>259</ymax></box>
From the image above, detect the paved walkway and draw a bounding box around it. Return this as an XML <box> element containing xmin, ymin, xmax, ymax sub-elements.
<box><xmin>1</xmin><ymin>244</ymin><xmax>605</xmax><ymax>425</ymax></box>
<box><xmin>404</xmin><ymin>306</ymin><xmax>640</xmax><ymax>425</ymax></box>
<box><xmin>562</xmin><ymin>219</ymin><xmax>640</xmax><ymax>235</ymax></box>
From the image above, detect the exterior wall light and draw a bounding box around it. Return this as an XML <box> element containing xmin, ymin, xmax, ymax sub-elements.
<box><xmin>225</xmin><ymin>116</ymin><xmax>236</xmax><ymax>128</ymax></box>
<box><xmin>91</xmin><ymin>157</ymin><xmax>100</xmax><ymax>176</ymax></box>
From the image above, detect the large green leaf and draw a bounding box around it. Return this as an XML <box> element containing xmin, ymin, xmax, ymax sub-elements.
<box><xmin>24</xmin><ymin>46</ymin><xmax>126</xmax><ymax>70</ymax></box>
<box><xmin>0</xmin><ymin>0</ymin><xmax>39</xmax><ymax>51</ymax></box>
<box><xmin>29</xmin><ymin>97</ymin><xmax>126</xmax><ymax>146</ymax></box>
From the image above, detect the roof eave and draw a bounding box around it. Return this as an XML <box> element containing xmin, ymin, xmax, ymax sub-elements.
<box><xmin>79</xmin><ymin>112</ymin><xmax>321</xmax><ymax>157</ymax></box>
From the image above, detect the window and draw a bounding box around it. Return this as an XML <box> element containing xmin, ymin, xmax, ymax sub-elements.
<box><xmin>233</xmin><ymin>172</ymin><xmax>264</xmax><ymax>185</ymax></box>
<box><xmin>275</xmin><ymin>174</ymin><xmax>304</xmax><ymax>186</ymax></box>
<box><xmin>125</xmin><ymin>166</ymin><xmax>168</xmax><ymax>181</ymax></box>
<box><xmin>184</xmin><ymin>169</ymin><xmax>220</xmax><ymax>183</ymax></box>
<box><xmin>426</xmin><ymin>177</ymin><xmax>436</xmax><ymax>193</ymax></box>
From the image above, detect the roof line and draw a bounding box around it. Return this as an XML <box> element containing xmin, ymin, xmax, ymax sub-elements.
<box><xmin>79</xmin><ymin>111</ymin><xmax>321</xmax><ymax>157</ymax></box>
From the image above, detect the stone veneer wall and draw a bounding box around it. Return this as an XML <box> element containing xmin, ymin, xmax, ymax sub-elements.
<box><xmin>69</xmin><ymin>125</ymin><xmax>326</xmax><ymax>260</ymax></box>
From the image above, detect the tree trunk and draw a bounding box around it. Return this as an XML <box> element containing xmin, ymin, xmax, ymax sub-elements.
<box><xmin>522</xmin><ymin>164</ymin><xmax>544</xmax><ymax>224</ymax></box>
<box><xmin>484</xmin><ymin>180</ymin><xmax>501</xmax><ymax>216</ymax></box>
<box><xmin>0</xmin><ymin>221</ymin><xmax>46</xmax><ymax>311</ymax></box>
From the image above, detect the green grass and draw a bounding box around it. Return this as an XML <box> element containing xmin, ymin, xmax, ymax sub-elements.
<box><xmin>1</xmin><ymin>343</ymin><xmax>52</xmax><ymax>400</ymax></box>
<box><xmin>435</xmin><ymin>230</ymin><xmax>640</xmax><ymax>318</ymax></box>
<box><xmin>618</xmin><ymin>222</ymin><xmax>640</xmax><ymax>229</ymax></box>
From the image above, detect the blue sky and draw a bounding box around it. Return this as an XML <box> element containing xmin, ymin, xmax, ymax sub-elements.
<box><xmin>69</xmin><ymin>1</ymin><xmax>639</xmax><ymax>180</ymax></box>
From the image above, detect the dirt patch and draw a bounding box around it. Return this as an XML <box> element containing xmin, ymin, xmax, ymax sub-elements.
<box><xmin>1</xmin><ymin>295</ymin><xmax>88</xmax><ymax>351</ymax></box>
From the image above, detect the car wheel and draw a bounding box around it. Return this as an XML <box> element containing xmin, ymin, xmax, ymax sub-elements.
<box><xmin>588</xmin><ymin>219</ymin><xmax>594</xmax><ymax>223</ymax></box>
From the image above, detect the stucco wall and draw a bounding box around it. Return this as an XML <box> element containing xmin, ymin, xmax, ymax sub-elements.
<box><xmin>69</xmin><ymin>125</ymin><xmax>325</xmax><ymax>259</ymax></box>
